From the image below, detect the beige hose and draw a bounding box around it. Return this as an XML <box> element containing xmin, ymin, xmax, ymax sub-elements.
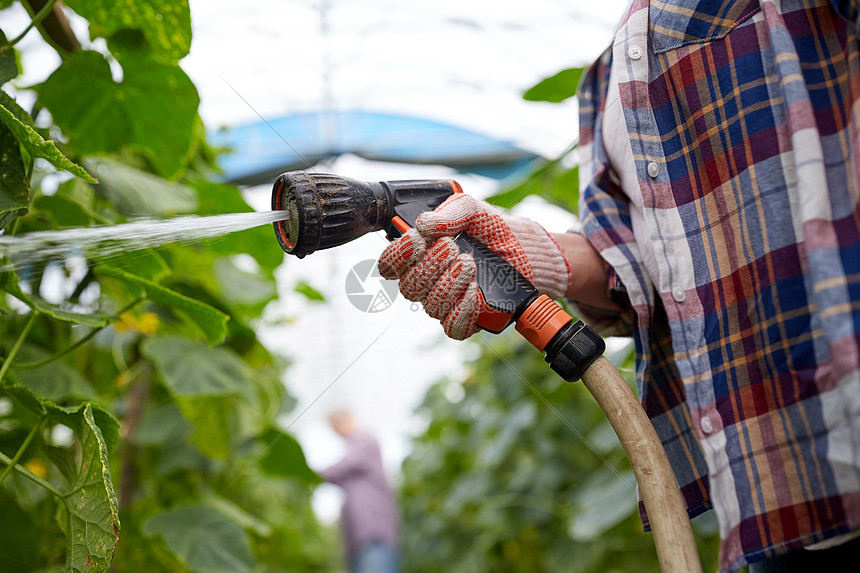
<box><xmin>580</xmin><ymin>356</ymin><xmax>703</xmax><ymax>573</ymax></box>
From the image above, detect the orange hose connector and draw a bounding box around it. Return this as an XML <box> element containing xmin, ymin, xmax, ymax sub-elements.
<box><xmin>515</xmin><ymin>294</ymin><xmax>573</xmax><ymax>351</ymax></box>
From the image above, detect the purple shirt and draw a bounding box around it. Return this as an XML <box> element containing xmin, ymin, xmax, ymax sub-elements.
<box><xmin>321</xmin><ymin>430</ymin><xmax>398</xmax><ymax>558</ymax></box>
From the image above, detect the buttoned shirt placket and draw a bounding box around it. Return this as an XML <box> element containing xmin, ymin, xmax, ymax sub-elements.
<box><xmin>608</xmin><ymin>1</ymin><xmax>734</xmax><ymax>536</ymax></box>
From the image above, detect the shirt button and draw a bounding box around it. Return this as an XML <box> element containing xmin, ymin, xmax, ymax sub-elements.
<box><xmin>701</xmin><ymin>416</ymin><xmax>714</xmax><ymax>435</ymax></box>
<box><xmin>628</xmin><ymin>45</ymin><xmax>643</xmax><ymax>60</ymax></box>
<box><xmin>672</xmin><ymin>287</ymin><xmax>686</xmax><ymax>302</ymax></box>
<box><xmin>647</xmin><ymin>162</ymin><xmax>659</xmax><ymax>178</ymax></box>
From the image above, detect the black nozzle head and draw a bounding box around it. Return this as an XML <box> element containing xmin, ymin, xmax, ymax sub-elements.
<box><xmin>271</xmin><ymin>171</ymin><xmax>461</xmax><ymax>258</ymax></box>
<box><xmin>271</xmin><ymin>171</ymin><xmax>393</xmax><ymax>258</ymax></box>
<box><xmin>271</xmin><ymin>171</ymin><xmax>319</xmax><ymax>258</ymax></box>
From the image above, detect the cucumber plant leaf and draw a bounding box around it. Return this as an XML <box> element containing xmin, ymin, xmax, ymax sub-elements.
<box><xmin>0</xmin><ymin>31</ymin><xmax>18</xmax><ymax>84</ymax></box>
<box><xmin>294</xmin><ymin>280</ymin><xmax>325</xmax><ymax>302</ymax></box>
<box><xmin>143</xmin><ymin>504</ymin><xmax>254</xmax><ymax>573</ymax></box>
<box><xmin>32</xmin><ymin>195</ymin><xmax>93</xmax><ymax>228</ymax></box>
<box><xmin>12</xmin><ymin>348</ymin><xmax>100</xmax><ymax>402</ymax></box>
<box><xmin>38</xmin><ymin>49</ymin><xmax>199</xmax><ymax>178</ymax></box>
<box><xmin>191</xmin><ymin>180</ymin><xmax>285</xmax><ymax>271</ymax></box>
<box><xmin>523</xmin><ymin>67</ymin><xmax>585</xmax><ymax>103</ymax></box>
<box><xmin>5</xmin><ymin>285</ymin><xmax>112</xmax><ymax>327</ymax></box>
<box><xmin>142</xmin><ymin>336</ymin><xmax>258</xmax><ymax>459</ymax></box>
<box><xmin>568</xmin><ymin>470</ymin><xmax>637</xmax><ymax>541</ymax></box>
<box><xmin>484</xmin><ymin>162</ymin><xmax>578</xmax><ymax>211</ymax></box>
<box><xmin>258</xmin><ymin>428</ymin><xmax>321</xmax><ymax>485</ymax></box>
<box><xmin>0</xmin><ymin>387</ymin><xmax>121</xmax><ymax>572</ymax></box>
<box><xmin>64</xmin><ymin>0</ymin><xmax>192</xmax><ymax>64</ymax></box>
<box><xmin>173</xmin><ymin>395</ymin><xmax>233</xmax><ymax>460</ymax></box>
<box><xmin>141</xmin><ymin>336</ymin><xmax>254</xmax><ymax>399</ymax></box>
<box><xmin>56</xmin><ymin>404</ymin><xmax>121</xmax><ymax>573</ymax></box>
<box><xmin>30</xmin><ymin>296</ymin><xmax>112</xmax><ymax>328</ymax></box>
<box><xmin>84</xmin><ymin>157</ymin><xmax>197</xmax><ymax>217</ymax></box>
<box><xmin>0</xmin><ymin>96</ymin><xmax>97</xmax><ymax>182</ymax></box>
<box><xmin>0</xmin><ymin>115</ymin><xmax>28</xmax><ymax>228</ymax></box>
<box><xmin>96</xmin><ymin>265</ymin><xmax>229</xmax><ymax>344</ymax></box>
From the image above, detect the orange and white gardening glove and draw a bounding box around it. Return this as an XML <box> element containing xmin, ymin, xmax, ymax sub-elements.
<box><xmin>377</xmin><ymin>194</ymin><xmax>570</xmax><ymax>340</ymax></box>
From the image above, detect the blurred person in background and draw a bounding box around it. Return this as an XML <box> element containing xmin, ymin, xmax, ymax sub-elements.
<box><xmin>377</xmin><ymin>1</ymin><xmax>860</xmax><ymax>572</ymax></box>
<box><xmin>321</xmin><ymin>410</ymin><xmax>399</xmax><ymax>573</ymax></box>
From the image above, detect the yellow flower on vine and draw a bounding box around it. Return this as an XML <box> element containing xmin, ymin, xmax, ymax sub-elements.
<box><xmin>24</xmin><ymin>459</ymin><xmax>47</xmax><ymax>479</ymax></box>
<box><xmin>114</xmin><ymin>311</ymin><xmax>159</xmax><ymax>335</ymax></box>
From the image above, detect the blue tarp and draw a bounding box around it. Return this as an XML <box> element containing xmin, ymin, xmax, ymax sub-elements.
<box><xmin>211</xmin><ymin>110</ymin><xmax>541</xmax><ymax>185</ymax></box>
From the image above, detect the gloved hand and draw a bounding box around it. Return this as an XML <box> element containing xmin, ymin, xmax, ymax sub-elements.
<box><xmin>377</xmin><ymin>194</ymin><xmax>570</xmax><ymax>340</ymax></box>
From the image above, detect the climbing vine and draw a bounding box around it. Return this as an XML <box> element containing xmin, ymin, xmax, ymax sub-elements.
<box><xmin>0</xmin><ymin>2</ymin><xmax>335</xmax><ymax>571</ymax></box>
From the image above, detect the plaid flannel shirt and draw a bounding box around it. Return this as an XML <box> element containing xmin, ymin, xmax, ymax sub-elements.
<box><xmin>576</xmin><ymin>1</ymin><xmax>860</xmax><ymax>571</ymax></box>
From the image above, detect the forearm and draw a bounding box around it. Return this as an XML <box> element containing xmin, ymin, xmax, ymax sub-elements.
<box><xmin>551</xmin><ymin>232</ymin><xmax>621</xmax><ymax>311</ymax></box>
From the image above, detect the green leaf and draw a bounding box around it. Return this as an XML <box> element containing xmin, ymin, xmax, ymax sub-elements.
<box><xmin>65</xmin><ymin>0</ymin><xmax>192</xmax><ymax>64</ymax></box>
<box><xmin>38</xmin><ymin>50</ymin><xmax>199</xmax><ymax>178</ymax></box>
<box><xmin>294</xmin><ymin>280</ymin><xmax>325</xmax><ymax>302</ymax></box>
<box><xmin>0</xmin><ymin>496</ymin><xmax>42</xmax><ymax>572</ymax></box>
<box><xmin>213</xmin><ymin>257</ymin><xmax>276</xmax><ymax>307</ymax></box>
<box><xmin>2</xmin><ymin>383</ymin><xmax>46</xmax><ymax>415</ymax></box>
<box><xmin>258</xmin><ymin>428</ymin><xmax>321</xmax><ymax>485</ymax></box>
<box><xmin>32</xmin><ymin>195</ymin><xmax>92</xmax><ymax>228</ymax></box>
<box><xmin>29</xmin><ymin>294</ymin><xmax>112</xmax><ymax>328</ymax></box>
<box><xmin>143</xmin><ymin>504</ymin><xmax>255</xmax><ymax>573</ymax></box>
<box><xmin>7</xmin><ymin>397</ymin><xmax>123</xmax><ymax>571</ymax></box>
<box><xmin>141</xmin><ymin>336</ymin><xmax>254</xmax><ymax>399</ymax></box>
<box><xmin>43</xmin><ymin>445</ymin><xmax>78</xmax><ymax>485</ymax></box>
<box><xmin>132</xmin><ymin>401</ymin><xmax>188</xmax><ymax>446</ymax></box>
<box><xmin>0</xmin><ymin>113</ymin><xmax>28</xmax><ymax>228</ymax></box>
<box><xmin>0</xmin><ymin>268</ymin><xmax>25</xmax><ymax>300</ymax></box>
<box><xmin>96</xmin><ymin>265</ymin><xmax>229</xmax><ymax>344</ymax></box>
<box><xmin>174</xmin><ymin>395</ymin><xmax>232</xmax><ymax>460</ymax></box>
<box><xmin>0</xmin><ymin>90</ymin><xmax>33</xmax><ymax>126</ymax></box>
<box><xmin>0</xmin><ymin>98</ymin><xmax>97</xmax><ymax>182</ymax></box>
<box><xmin>202</xmin><ymin>495</ymin><xmax>272</xmax><ymax>537</ymax></box>
<box><xmin>44</xmin><ymin>401</ymin><xmax>121</xmax><ymax>454</ymax></box>
<box><xmin>568</xmin><ymin>470</ymin><xmax>637</xmax><ymax>541</ymax></box>
<box><xmin>103</xmin><ymin>249</ymin><xmax>170</xmax><ymax>282</ymax></box>
<box><xmin>523</xmin><ymin>67</ymin><xmax>585</xmax><ymax>103</ymax></box>
<box><xmin>191</xmin><ymin>180</ymin><xmax>285</xmax><ymax>272</ymax></box>
<box><xmin>53</xmin><ymin>176</ymin><xmax>109</xmax><ymax>224</ymax></box>
<box><xmin>12</xmin><ymin>348</ymin><xmax>100</xmax><ymax>402</ymax></box>
<box><xmin>142</xmin><ymin>336</ymin><xmax>258</xmax><ymax>459</ymax></box>
<box><xmin>154</xmin><ymin>441</ymin><xmax>210</xmax><ymax>476</ymax></box>
<box><xmin>5</xmin><ymin>284</ymin><xmax>111</xmax><ymax>327</ymax></box>
<box><xmin>59</xmin><ymin>404</ymin><xmax>121</xmax><ymax>573</ymax></box>
<box><xmin>485</xmin><ymin>163</ymin><xmax>578</xmax><ymax>212</ymax></box>
<box><xmin>0</xmin><ymin>31</ymin><xmax>18</xmax><ymax>84</ymax></box>
<box><xmin>85</xmin><ymin>157</ymin><xmax>197</xmax><ymax>216</ymax></box>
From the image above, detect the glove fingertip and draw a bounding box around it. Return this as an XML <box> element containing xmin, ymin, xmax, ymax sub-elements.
<box><xmin>441</xmin><ymin>280</ymin><xmax>482</xmax><ymax>340</ymax></box>
<box><xmin>416</xmin><ymin>193</ymin><xmax>480</xmax><ymax>238</ymax></box>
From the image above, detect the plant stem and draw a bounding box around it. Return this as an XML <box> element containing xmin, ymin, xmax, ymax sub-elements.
<box><xmin>25</xmin><ymin>156</ymin><xmax>35</xmax><ymax>185</ymax></box>
<box><xmin>0</xmin><ymin>448</ymin><xmax>63</xmax><ymax>498</ymax></box>
<box><xmin>69</xmin><ymin>266</ymin><xmax>95</xmax><ymax>303</ymax></box>
<box><xmin>0</xmin><ymin>312</ymin><xmax>38</xmax><ymax>385</ymax></box>
<box><xmin>0</xmin><ymin>413</ymin><xmax>45</xmax><ymax>487</ymax></box>
<box><xmin>8</xmin><ymin>217</ymin><xmax>21</xmax><ymax>237</ymax></box>
<box><xmin>21</xmin><ymin>0</ymin><xmax>80</xmax><ymax>55</ymax></box>
<box><xmin>10</xmin><ymin>0</ymin><xmax>60</xmax><ymax>45</ymax></box>
<box><xmin>13</xmin><ymin>297</ymin><xmax>144</xmax><ymax>370</ymax></box>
